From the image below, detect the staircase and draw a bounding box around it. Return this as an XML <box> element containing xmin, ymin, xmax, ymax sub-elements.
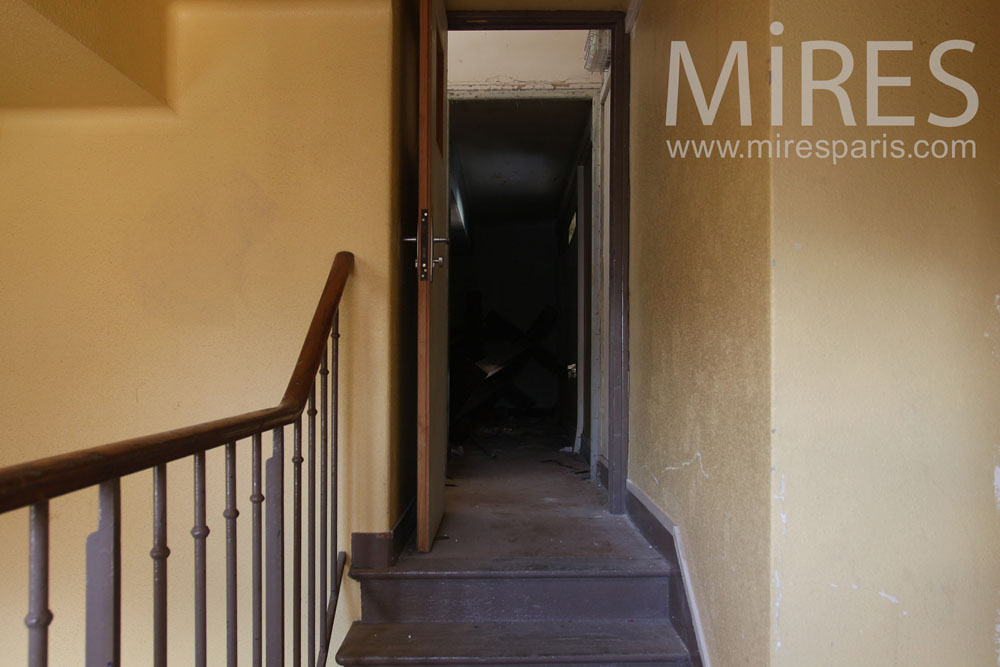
<box><xmin>337</xmin><ymin>423</ymin><xmax>694</xmax><ymax>666</ymax></box>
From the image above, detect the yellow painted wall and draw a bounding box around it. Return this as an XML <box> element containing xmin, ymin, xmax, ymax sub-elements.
<box><xmin>628</xmin><ymin>2</ymin><xmax>773</xmax><ymax>665</ymax></box>
<box><xmin>769</xmin><ymin>0</ymin><xmax>1000</xmax><ymax>663</ymax></box>
<box><xmin>21</xmin><ymin>0</ymin><xmax>169</xmax><ymax>100</ymax></box>
<box><xmin>0</xmin><ymin>0</ymin><xmax>401</xmax><ymax>662</ymax></box>
<box><xmin>0</xmin><ymin>0</ymin><xmax>162</xmax><ymax>108</ymax></box>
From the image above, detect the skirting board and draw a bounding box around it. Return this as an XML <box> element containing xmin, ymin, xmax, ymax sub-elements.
<box><xmin>625</xmin><ymin>479</ymin><xmax>709</xmax><ymax>667</ymax></box>
<box><xmin>350</xmin><ymin>500</ymin><xmax>415</xmax><ymax>570</ymax></box>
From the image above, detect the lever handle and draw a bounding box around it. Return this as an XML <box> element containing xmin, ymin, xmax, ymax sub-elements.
<box><xmin>405</xmin><ymin>237</ymin><xmax>447</xmax><ymax>244</ymax></box>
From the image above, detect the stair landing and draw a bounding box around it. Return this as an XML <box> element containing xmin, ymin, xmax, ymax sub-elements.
<box><xmin>339</xmin><ymin>421</ymin><xmax>690</xmax><ymax>666</ymax></box>
<box><xmin>407</xmin><ymin>430</ymin><xmax>661</xmax><ymax>562</ymax></box>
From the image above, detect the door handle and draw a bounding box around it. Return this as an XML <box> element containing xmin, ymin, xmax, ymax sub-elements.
<box><xmin>403</xmin><ymin>237</ymin><xmax>449</xmax><ymax>244</ymax></box>
<box><xmin>414</xmin><ymin>210</ymin><xmax>449</xmax><ymax>281</ymax></box>
<box><xmin>432</xmin><ymin>237</ymin><xmax>447</xmax><ymax>269</ymax></box>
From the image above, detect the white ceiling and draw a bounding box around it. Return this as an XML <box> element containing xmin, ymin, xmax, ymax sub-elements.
<box><xmin>448</xmin><ymin>30</ymin><xmax>603</xmax><ymax>93</ymax></box>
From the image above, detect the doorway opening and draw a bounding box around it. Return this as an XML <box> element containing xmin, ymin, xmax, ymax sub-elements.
<box><xmin>442</xmin><ymin>21</ymin><xmax>623</xmax><ymax>505</ymax></box>
<box><xmin>448</xmin><ymin>96</ymin><xmax>591</xmax><ymax>444</ymax></box>
<box><xmin>406</xmin><ymin>7</ymin><xmax>630</xmax><ymax>552</ymax></box>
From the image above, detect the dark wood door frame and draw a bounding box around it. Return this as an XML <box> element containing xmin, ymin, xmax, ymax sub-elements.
<box><xmin>448</xmin><ymin>10</ymin><xmax>631</xmax><ymax>514</ymax></box>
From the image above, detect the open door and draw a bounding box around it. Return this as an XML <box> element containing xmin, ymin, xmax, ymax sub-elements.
<box><xmin>416</xmin><ymin>0</ymin><xmax>449</xmax><ymax>553</ymax></box>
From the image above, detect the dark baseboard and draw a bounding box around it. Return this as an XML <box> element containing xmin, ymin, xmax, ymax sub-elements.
<box><xmin>625</xmin><ymin>485</ymin><xmax>704</xmax><ymax>667</ymax></box>
<box><xmin>625</xmin><ymin>490</ymin><xmax>679</xmax><ymax>566</ymax></box>
<box><xmin>350</xmin><ymin>500</ymin><xmax>416</xmax><ymax>570</ymax></box>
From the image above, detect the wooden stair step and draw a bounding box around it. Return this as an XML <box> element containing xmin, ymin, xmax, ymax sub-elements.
<box><xmin>353</xmin><ymin>557</ymin><xmax>675</xmax><ymax>623</ymax></box>
<box><xmin>351</xmin><ymin>556</ymin><xmax>676</xmax><ymax>579</ymax></box>
<box><xmin>359</xmin><ymin>577</ymin><xmax>669</xmax><ymax>624</ymax></box>
<box><xmin>336</xmin><ymin>620</ymin><xmax>691</xmax><ymax>665</ymax></box>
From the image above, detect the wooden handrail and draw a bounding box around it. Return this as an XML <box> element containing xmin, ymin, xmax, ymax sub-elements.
<box><xmin>0</xmin><ymin>251</ymin><xmax>355</xmax><ymax>515</ymax></box>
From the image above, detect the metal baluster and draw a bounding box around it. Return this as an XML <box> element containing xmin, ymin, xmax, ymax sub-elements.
<box><xmin>292</xmin><ymin>419</ymin><xmax>303</xmax><ymax>667</ymax></box>
<box><xmin>265</xmin><ymin>427</ymin><xmax>285</xmax><ymax>667</ymax></box>
<box><xmin>251</xmin><ymin>434</ymin><xmax>263</xmax><ymax>667</ymax></box>
<box><xmin>316</xmin><ymin>313</ymin><xmax>344</xmax><ymax>666</ymax></box>
<box><xmin>306</xmin><ymin>388</ymin><xmax>317</xmax><ymax>666</ymax></box>
<box><xmin>192</xmin><ymin>453</ymin><xmax>210</xmax><ymax>667</ymax></box>
<box><xmin>86</xmin><ymin>478</ymin><xmax>121</xmax><ymax>667</ymax></box>
<box><xmin>224</xmin><ymin>444</ymin><xmax>239</xmax><ymax>667</ymax></box>
<box><xmin>331</xmin><ymin>313</ymin><xmax>340</xmax><ymax>598</ymax></box>
<box><xmin>315</xmin><ymin>551</ymin><xmax>345</xmax><ymax>667</ymax></box>
<box><xmin>319</xmin><ymin>346</ymin><xmax>329</xmax><ymax>642</ymax></box>
<box><xmin>26</xmin><ymin>501</ymin><xmax>52</xmax><ymax>667</ymax></box>
<box><xmin>316</xmin><ymin>550</ymin><xmax>346</xmax><ymax>667</ymax></box>
<box><xmin>151</xmin><ymin>465</ymin><xmax>169</xmax><ymax>667</ymax></box>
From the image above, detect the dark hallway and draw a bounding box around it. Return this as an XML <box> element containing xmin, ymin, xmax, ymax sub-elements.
<box><xmin>447</xmin><ymin>98</ymin><xmax>593</xmax><ymax>451</ymax></box>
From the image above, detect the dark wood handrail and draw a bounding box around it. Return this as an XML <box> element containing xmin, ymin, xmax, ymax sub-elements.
<box><xmin>0</xmin><ymin>251</ymin><xmax>355</xmax><ymax>514</ymax></box>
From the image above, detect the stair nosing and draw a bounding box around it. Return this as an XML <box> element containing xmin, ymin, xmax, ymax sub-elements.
<box><xmin>351</xmin><ymin>556</ymin><xmax>677</xmax><ymax>580</ymax></box>
<box><xmin>336</xmin><ymin>620</ymin><xmax>690</xmax><ymax>665</ymax></box>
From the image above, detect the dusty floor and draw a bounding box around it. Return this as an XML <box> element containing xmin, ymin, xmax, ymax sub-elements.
<box><xmin>402</xmin><ymin>416</ymin><xmax>659</xmax><ymax>562</ymax></box>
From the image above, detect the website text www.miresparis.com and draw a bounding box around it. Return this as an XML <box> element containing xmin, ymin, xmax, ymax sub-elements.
<box><xmin>665</xmin><ymin>135</ymin><xmax>977</xmax><ymax>164</ymax></box>
<box><xmin>663</xmin><ymin>21</ymin><xmax>981</xmax><ymax>164</ymax></box>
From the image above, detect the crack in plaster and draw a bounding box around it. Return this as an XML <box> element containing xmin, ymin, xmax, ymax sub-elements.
<box><xmin>878</xmin><ymin>591</ymin><xmax>900</xmax><ymax>604</ymax></box>
<box><xmin>662</xmin><ymin>451</ymin><xmax>709</xmax><ymax>478</ymax></box>
<box><xmin>773</xmin><ymin>472</ymin><xmax>786</xmax><ymax>502</ymax></box>
<box><xmin>830</xmin><ymin>582</ymin><xmax>911</xmax><ymax>617</ymax></box>
<box><xmin>450</xmin><ymin>75</ymin><xmax>601</xmax><ymax>93</ymax></box>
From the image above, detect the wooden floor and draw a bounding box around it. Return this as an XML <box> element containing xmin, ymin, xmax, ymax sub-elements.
<box><xmin>405</xmin><ymin>419</ymin><xmax>659</xmax><ymax>562</ymax></box>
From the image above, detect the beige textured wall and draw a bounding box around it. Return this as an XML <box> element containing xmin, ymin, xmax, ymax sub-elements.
<box><xmin>769</xmin><ymin>0</ymin><xmax>1000</xmax><ymax>663</ymax></box>
<box><xmin>20</xmin><ymin>0</ymin><xmax>169</xmax><ymax>100</ymax></box>
<box><xmin>0</xmin><ymin>0</ymin><xmax>400</xmax><ymax>662</ymax></box>
<box><xmin>628</xmin><ymin>2</ymin><xmax>773</xmax><ymax>665</ymax></box>
<box><xmin>0</xmin><ymin>0</ymin><xmax>162</xmax><ymax>108</ymax></box>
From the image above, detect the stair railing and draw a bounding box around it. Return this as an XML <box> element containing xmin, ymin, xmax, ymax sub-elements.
<box><xmin>0</xmin><ymin>251</ymin><xmax>355</xmax><ymax>667</ymax></box>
